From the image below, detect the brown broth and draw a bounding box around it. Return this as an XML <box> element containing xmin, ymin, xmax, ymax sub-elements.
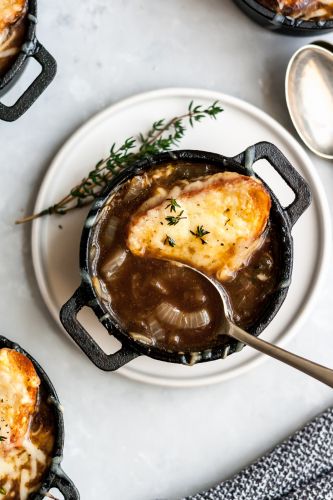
<box><xmin>90</xmin><ymin>163</ymin><xmax>280</xmax><ymax>353</ymax></box>
<box><xmin>223</xmin><ymin>226</ymin><xmax>279</xmax><ymax>329</ymax></box>
<box><xmin>102</xmin><ymin>256</ymin><xmax>226</xmax><ymax>351</ymax></box>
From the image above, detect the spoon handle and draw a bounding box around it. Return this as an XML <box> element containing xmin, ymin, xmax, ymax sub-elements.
<box><xmin>229</xmin><ymin>325</ymin><xmax>333</xmax><ymax>388</ymax></box>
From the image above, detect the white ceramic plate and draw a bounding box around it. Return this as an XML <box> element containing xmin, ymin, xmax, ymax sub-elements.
<box><xmin>32</xmin><ymin>88</ymin><xmax>331</xmax><ymax>387</ymax></box>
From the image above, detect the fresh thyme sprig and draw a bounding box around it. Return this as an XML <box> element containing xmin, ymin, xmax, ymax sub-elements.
<box><xmin>165</xmin><ymin>198</ymin><xmax>181</xmax><ymax>213</ymax></box>
<box><xmin>16</xmin><ymin>101</ymin><xmax>223</xmax><ymax>224</ymax></box>
<box><xmin>0</xmin><ymin>487</ymin><xmax>6</xmax><ymax>495</ymax></box>
<box><xmin>190</xmin><ymin>225</ymin><xmax>210</xmax><ymax>244</ymax></box>
<box><xmin>165</xmin><ymin>210</ymin><xmax>187</xmax><ymax>226</ymax></box>
<box><xmin>188</xmin><ymin>100</ymin><xmax>222</xmax><ymax>126</ymax></box>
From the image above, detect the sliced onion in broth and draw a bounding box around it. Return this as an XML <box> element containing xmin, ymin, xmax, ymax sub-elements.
<box><xmin>130</xmin><ymin>332</ymin><xmax>154</xmax><ymax>346</ymax></box>
<box><xmin>101</xmin><ymin>248</ymin><xmax>127</xmax><ymax>279</ymax></box>
<box><xmin>147</xmin><ymin>317</ymin><xmax>165</xmax><ymax>341</ymax></box>
<box><xmin>123</xmin><ymin>175</ymin><xmax>149</xmax><ymax>201</ymax></box>
<box><xmin>103</xmin><ymin>216</ymin><xmax>120</xmax><ymax>246</ymax></box>
<box><xmin>155</xmin><ymin>302</ymin><xmax>211</xmax><ymax>329</ymax></box>
<box><xmin>150</xmin><ymin>278</ymin><xmax>169</xmax><ymax>295</ymax></box>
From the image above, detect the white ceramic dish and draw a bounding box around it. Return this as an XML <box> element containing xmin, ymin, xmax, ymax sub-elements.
<box><xmin>31</xmin><ymin>88</ymin><xmax>331</xmax><ymax>387</ymax></box>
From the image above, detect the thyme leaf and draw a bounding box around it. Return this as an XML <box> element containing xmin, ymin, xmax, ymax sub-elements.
<box><xmin>165</xmin><ymin>210</ymin><xmax>187</xmax><ymax>226</ymax></box>
<box><xmin>165</xmin><ymin>198</ymin><xmax>181</xmax><ymax>213</ymax></box>
<box><xmin>0</xmin><ymin>487</ymin><xmax>6</xmax><ymax>495</ymax></box>
<box><xmin>164</xmin><ymin>235</ymin><xmax>176</xmax><ymax>247</ymax></box>
<box><xmin>16</xmin><ymin>101</ymin><xmax>223</xmax><ymax>224</ymax></box>
<box><xmin>190</xmin><ymin>225</ymin><xmax>210</xmax><ymax>244</ymax></box>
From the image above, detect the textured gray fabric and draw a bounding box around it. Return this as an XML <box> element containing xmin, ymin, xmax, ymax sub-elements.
<box><xmin>186</xmin><ymin>407</ymin><xmax>333</xmax><ymax>500</ymax></box>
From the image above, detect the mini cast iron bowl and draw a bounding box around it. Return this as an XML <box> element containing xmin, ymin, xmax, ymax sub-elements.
<box><xmin>233</xmin><ymin>0</ymin><xmax>333</xmax><ymax>35</ymax></box>
<box><xmin>0</xmin><ymin>0</ymin><xmax>56</xmax><ymax>122</ymax></box>
<box><xmin>60</xmin><ymin>141</ymin><xmax>311</xmax><ymax>371</ymax></box>
<box><xmin>0</xmin><ymin>335</ymin><xmax>79</xmax><ymax>499</ymax></box>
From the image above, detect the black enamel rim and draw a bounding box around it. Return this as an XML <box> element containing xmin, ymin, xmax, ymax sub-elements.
<box><xmin>0</xmin><ymin>336</ymin><xmax>79</xmax><ymax>499</ymax></box>
<box><xmin>0</xmin><ymin>0</ymin><xmax>37</xmax><ymax>90</ymax></box>
<box><xmin>234</xmin><ymin>0</ymin><xmax>333</xmax><ymax>33</ymax></box>
<box><xmin>60</xmin><ymin>143</ymin><xmax>311</xmax><ymax>368</ymax></box>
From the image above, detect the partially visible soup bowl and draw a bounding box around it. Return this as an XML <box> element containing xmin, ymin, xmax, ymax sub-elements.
<box><xmin>0</xmin><ymin>0</ymin><xmax>57</xmax><ymax>121</ymax></box>
<box><xmin>233</xmin><ymin>0</ymin><xmax>333</xmax><ymax>35</ymax></box>
<box><xmin>0</xmin><ymin>335</ymin><xmax>79</xmax><ymax>499</ymax></box>
<box><xmin>60</xmin><ymin>141</ymin><xmax>311</xmax><ymax>370</ymax></box>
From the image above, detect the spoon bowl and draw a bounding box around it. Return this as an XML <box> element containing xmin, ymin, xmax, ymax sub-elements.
<box><xmin>286</xmin><ymin>43</ymin><xmax>333</xmax><ymax>159</ymax></box>
<box><xmin>177</xmin><ymin>261</ymin><xmax>333</xmax><ymax>388</ymax></box>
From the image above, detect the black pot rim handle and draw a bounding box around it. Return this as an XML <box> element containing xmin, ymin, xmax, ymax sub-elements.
<box><xmin>231</xmin><ymin>141</ymin><xmax>312</xmax><ymax>227</ymax></box>
<box><xmin>60</xmin><ymin>284</ymin><xmax>139</xmax><ymax>371</ymax></box>
<box><xmin>0</xmin><ymin>41</ymin><xmax>56</xmax><ymax>122</ymax></box>
<box><xmin>51</xmin><ymin>468</ymin><xmax>80</xmax><ymax>500</ymax></box>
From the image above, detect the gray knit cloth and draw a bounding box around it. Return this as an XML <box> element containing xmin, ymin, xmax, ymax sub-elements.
<box><xmin>186</xmin><ymin>407</ymin><xmax>333</xmax><ymax>500</ymax></box>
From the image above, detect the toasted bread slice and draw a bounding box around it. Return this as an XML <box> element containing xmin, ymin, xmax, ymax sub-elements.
<box><xmin>0</xmin><ymin>0</ymin><xmax>26</xmax><ymax>32</ymax></box>
<box><xmin>127</xmin><ymin>172</ymin><xmax>271</xmax><ymax>281</ymax></box>
<box><xmin>0</xmin><ymin>348</ymin><xmax>40</xmax><ymax>447</ymax></box>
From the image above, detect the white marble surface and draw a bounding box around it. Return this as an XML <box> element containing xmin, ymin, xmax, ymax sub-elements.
<box><xmin>1</xmin><ymin>1</ymin><xmax>333</xmax><ymax>499</ymax></box>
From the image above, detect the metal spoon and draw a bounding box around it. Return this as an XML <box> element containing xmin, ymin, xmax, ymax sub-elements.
<box><xmin>180</xmin><ymin>262</ymin><xmax>333</xmax><ymax>388</ymax></box>
<box><xmin>286</xmin><ymin>42</ymin><xmax>333</xmax><ymax>159</ymax></box>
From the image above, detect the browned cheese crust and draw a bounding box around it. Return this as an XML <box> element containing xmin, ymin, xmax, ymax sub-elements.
<box><xmin>0</xmin><ymin>0</ymin><xmax>26</xmax><ymax>32</ymax></box>
<box><xmin>0</xmin><ymin>348</ymin><xmax>40</xmax><ymax>447</ymax></box>
<box><xmin>127</xmin><ymin>172</ymin><xmax>271</xmax><ymax>282</ymax></box>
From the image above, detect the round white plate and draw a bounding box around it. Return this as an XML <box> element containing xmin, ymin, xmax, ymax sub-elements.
<box><xmin>32</xmin><ymin>88</ymin><xmax>331</xmax><ymax>387</ymax></box>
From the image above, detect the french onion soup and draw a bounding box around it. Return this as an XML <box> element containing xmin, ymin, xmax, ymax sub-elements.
<box><xmin>0</xmin><ymin>348</ymin><xmax>55</xmax><ymax>499</ymax></box>
<box><xmin>90</xmin><ymin>162</ymin><xmax>281</xmax><ymax>353</ymax></box>
<box><xmin>0</xmin><ymin>0</ymin><xmax>27</xmax><ymax>76</ymax></box>
<box><xmin>258</xmin><ymin>0</ymin><xmax>333</xmax><ymax>19</ymax></box>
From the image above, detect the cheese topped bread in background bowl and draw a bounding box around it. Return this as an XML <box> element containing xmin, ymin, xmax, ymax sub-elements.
<box><xmin>0</xmin><ymin>336</ymin><xmax>79</xmax><ymax>499</ymax></box>
<box><xmin>233</xmin><ymin>0</ymin><xmax>333</xmax><ymax>35</ymax></box>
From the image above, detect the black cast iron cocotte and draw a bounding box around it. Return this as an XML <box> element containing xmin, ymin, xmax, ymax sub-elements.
<box><xmin>0</xmin><ymin>0</ymin><xmax>56</xmax><ymax>122</ymax></box>
<box><xmin>233</xmin><ymin>0</ymin><xmax>333</xmax><ymax>35</ymax></box>
<box><xmin>0</xmin><ymin>335</ymin><xmax>79</xmax><ymax>499</ymax></box>
<box><xmin>60</xmin><ymin>141</ymin><xmax>311</xmax><ymax>371</ymax></box>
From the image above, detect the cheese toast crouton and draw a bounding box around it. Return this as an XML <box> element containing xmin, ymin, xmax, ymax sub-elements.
<box><xmin>0</xmin><ymin>348</ymin><xmax>40</xmax><ymax>447</ymax></box>
<box><xmin>0</xmin><ymin>0</ymin><xmax>26</xmax><ymax>32</ymax></box>
<box><xmin>127</xmin><ymin>172</ymin><xmax>271</xmax><ymax>281</ymax></box>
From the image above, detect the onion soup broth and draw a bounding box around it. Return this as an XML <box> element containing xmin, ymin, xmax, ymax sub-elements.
<box><xmin>90</xmin><ymin>162</ymin><xmax>280</xmax><ymax>353</ymax></box>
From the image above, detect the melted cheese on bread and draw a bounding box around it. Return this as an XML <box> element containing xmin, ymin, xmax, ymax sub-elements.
<box><xmin>127</xmin><ymin>172</ymin><xmax>271</xmax><ymax>281</ymax></box>
<box><xmin>0</xmin><ymin>439</ymin><xmax>47</xmax><ymax>500</ymax></box>
<box><xmin>0</xmin><ymin>348</ymin><xmax>40</xmax><ymax>447</ymax></box>
<box><xmin>0</xmin><ymin>0</ymin><xmax>26</xmax><ymax>32</ymax></box>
